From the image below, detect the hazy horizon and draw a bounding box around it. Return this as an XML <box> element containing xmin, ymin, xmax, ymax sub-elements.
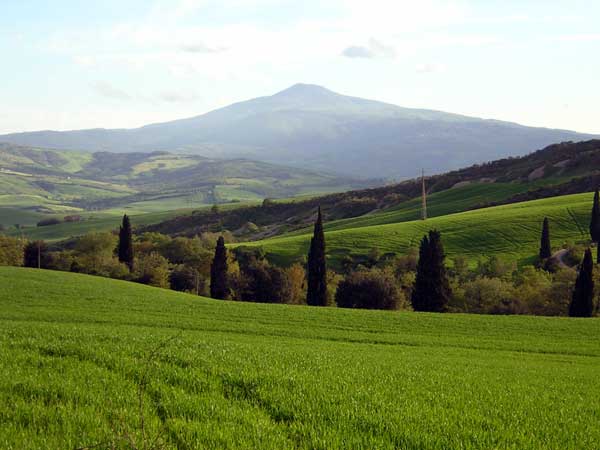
<box><xmin>2</xmin><ymin>0</ymin><xmax>599</xmax><ymax>135</ymax></box>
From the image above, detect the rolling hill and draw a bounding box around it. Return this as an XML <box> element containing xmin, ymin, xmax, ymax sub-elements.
<box><xmin>1</xmin><ymin>267</ymin><xmax>599</xmax><ymax>448</ymax></box>
<box><xmin>237</xmin><ymin>192</ymin><xmax>594</xmax><ymax>268</ymax></box>
<box><xmin>1</xmin><ymin>84</ymin><xmax>596</xmax><ymax>178</ymax></box>
<box><xmin>145</xmin><ymin>140</ymin><xmax>600</xmax><ymax>241</ymax></box>
<box><xmin>0</xmin><ymin>143</ymin><xmax>373</xmax><ymax>228</ymax></box>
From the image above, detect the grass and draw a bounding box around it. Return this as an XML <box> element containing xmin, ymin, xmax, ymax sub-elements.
<box><xmin>5</xmin><ymin>208</ymin><xmax>194</xmax><ymax>242</ymax></box>
<box><xmin>240</xmin><ymin>191</ymin><xmax>595</xmax><ymax>267</ymax></box>
<box><xmin>1</xmin><ymin>267</ymin><xmax>599</xmax><ymax>449</ymax></box>
<box><xmin>280</xmin><ymin>182</ymin><xmax>531</xmax><ymax>236</ymax></box>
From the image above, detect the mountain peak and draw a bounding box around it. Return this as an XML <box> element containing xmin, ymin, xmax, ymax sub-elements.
<box><xmin>273</xmin><ymin>83</ymin><xmax>337</xmax><ymax>99</ymax></box>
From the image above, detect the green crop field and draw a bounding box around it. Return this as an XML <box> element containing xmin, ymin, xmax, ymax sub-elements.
<box><xmin>4</xmin><ymin>208</ymin><xmax>194</xmax><ymax>242</ymax></box>
<box><xmin>278</xmin><ymin>182</ymin><xmax>531</xmax><ymax>238</ymax></box>
<box><xmin>1</xmin><ymin>267</ymin><xmax>599</xmax><ymax>449</ymax></box>
<box><xmin>241</xmin><ymin>191</ymin><xmax>595</xmax><ymax>267</ymax></box>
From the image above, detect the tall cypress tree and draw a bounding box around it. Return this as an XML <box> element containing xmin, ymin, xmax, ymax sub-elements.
<box><xmin>23</xmin><ymin>240</ymin><xmax>49</xmax><ymax>269</ymax></box>
<box><xmin>569</xmin><ymin>248</ymin><xmax>595</xmax><ymax>317</ymax></box>
<box><xmin>590</xmin><ymin>189</ymin><xmax>600</xmax><ymax>241</ymax></box>
<box><xmin>411</xmin><ymin>234</ymin><xmax>430</xmax><ymax>311</ymax></box>
<box><xmin>539</xmin><ymin>217</ymin><xmax>552</xmax><ymax>260</ymax></box>
<box><xmin>411</xmin><ymin>230</ymin><xmax>451</xmax><ymax>312</ymax></box>
<box><xmin>118</xmin><ymin>214</ymin><xmax>134</xmax><ymax>271</ymax></box>
<box><xmin>307</xmin><ymin>207</ymin><xmax>327</xmax><ymax>306</ymax></box>
<box><xmin>591</xmin><ymin>189</ymin><xmax>600</xmax><ymax>263</ymax></box>
<box><xmin>210</xmin><ymin>236</ymin><xmax>229</xmax><ymax>300</ymax></box>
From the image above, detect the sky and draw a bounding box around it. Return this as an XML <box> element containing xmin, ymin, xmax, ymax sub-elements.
<box><xmin>1</xmin><ymin>0</ymin><xmax>599</xmax><ymax>135</ymax></box>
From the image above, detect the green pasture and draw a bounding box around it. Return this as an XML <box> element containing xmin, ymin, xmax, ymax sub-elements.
<box><xmin>241</xmin><ymin>191</ymin><xmax>595</xmax><ymax>267</ymax></box>
<box><xmin>0</xmin><ymin>267</ymin><xmax>599</xmax><ymax>449</ymax></box>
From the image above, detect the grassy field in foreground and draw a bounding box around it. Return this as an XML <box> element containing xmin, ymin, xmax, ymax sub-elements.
<box><xmin>1</xmin><ymin>267</ymin><xmax>599</xmax><ymax>449</ymax></box>
<box><xmin>242</xmin><ymin>191</ymin><xmax>594</xmax><ymax>267</ymax></box>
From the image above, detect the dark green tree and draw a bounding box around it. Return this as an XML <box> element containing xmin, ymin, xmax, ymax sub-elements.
<box><xmin>569</xmin><ymin>248</ymin><xmax>595</xmax><ymax>317</ymax></box>
<box><xmin>307</xmin><ymin>207</ymin><xmax>327</xmax><ymax>306</ymax></box>
<box><xmin>23</xmin><ymin>240</ymin><xmax>50</xmax><ymax>269</ymax></box>
<box><xmin>590</xmin><ymin>189</ymin><xmax>600</xmax><ymax>263</ymax></box>
<box><xmin>210</xmin><ymin>236</ymin><xmax>229</xmax><ymax>299</ymax></box>
<box><xmin>539</xmin><ymin>217</ymin><xmax>552</xmax><ymax>260</ymax></box>
<box><xmin>411</xmin><ymin>230</ymin><xmax>452</xmax><ymax>312</ymax></box>
<box><xmin>590</xmin><ymin>189</ymin><xmax>600</xmax><ymax>241</ymax></box>
<box><xmin>118</xmin><ymin>214</ymin><xmax>134</xmax><ymax>270</ymax></box>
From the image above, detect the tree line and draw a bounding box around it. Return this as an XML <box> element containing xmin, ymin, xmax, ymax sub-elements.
<box><xmin>2</xmin><ymin>190</ymin><xmax>600</xmax><ymax>317</ymax></box>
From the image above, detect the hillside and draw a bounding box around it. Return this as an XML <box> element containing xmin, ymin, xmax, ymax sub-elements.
<box><xmin>145</xmin><ymin>140</ymin><xmax>600</xmax><ymax>241</ymax></box>
<box><xmin>2</xmin><ymin>84</ymin><xmax>596</xmax><ymax>178</ymax></box>
<box><xmin>0</xmin><ymin>143</ymin><xmax>373</xmax><ymax>228</ymax></box>
<box><xmin>239</xmin><ymin>192</ymin><xmax>594</xmax><ymax>268</ymax></box>
<box><xmin>1</xmin><ymin>267</ymin><xmax>599</xmax><ymax>449</ymax></box>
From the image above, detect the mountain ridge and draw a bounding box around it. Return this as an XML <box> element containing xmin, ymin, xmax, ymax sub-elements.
<box><xmin>1</xmin><ymin>84</ymin><xmax>596</xmax><ymax>178</ymax></box>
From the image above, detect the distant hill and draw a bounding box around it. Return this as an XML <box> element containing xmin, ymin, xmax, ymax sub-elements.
<box><xmin>0</xmin><ymin>143</ymin><xmax>374</xmax><ymax>219</ymax></box>
<box><xmin>1</xmin><ymin>84</ymin><xmax>596</xmax><ymax>178</ymax></box>
<box><xmin>144</xmin><ymin>139</ymin><xmax>600</xmax><ymax>240</ymax></box>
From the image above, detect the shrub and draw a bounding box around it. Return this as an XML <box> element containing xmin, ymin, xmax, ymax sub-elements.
<box><xmin>462</xmin><ymin>277</ymin><xmax>517</xmax><ymax>314</ymax></box>
<box><xmin>335</xmin><ymin>268</ymin><xmax>407</xmax><ymax>310</ymax></box>
<box><xmin>170</xmin><ymin>265</ymin><xmax>202</xmax><ymax>294</ymax></box>
<box><xmin>0</xmin><ymin>235</ymin><xmax>24</xmax><ymax>266</ymax></box>
<box><xmin>239</xmin><ymin>258</ymin><xmax>285</xmax><ymax>303</ymax></box>
<box><xmin>135</xmin><ymin>252</ymin><xmax>170</xmax><ymax>288</ymax></box>
<box><xmin>282</xmin><ymin>263</ymin><xmax>306</xmax><ymax>304</ymax></box>
<box><xmin>37</xmin><ymin>218</ymin><xmax>62</xmax><ymax>227</ymax></box>
<box><xmin>475</xmin><ymin>256</ymin><xmax>515</xmax><ymax>280</ymax></box>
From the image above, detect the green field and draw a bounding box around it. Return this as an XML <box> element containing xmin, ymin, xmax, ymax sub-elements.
<box><xmin>3</xmin><ymin>208</ymin><xmax>194</xmax><ymax>242</ymax></box>
<box><xmin>1</xmin><ymin>267</ymin><xmax>599</xmax><ymax>449</ymax></box>
<box><xmin>241</xmin><ymin>191</ymin><xmax>594</xmax><ymax>267</ymax></box>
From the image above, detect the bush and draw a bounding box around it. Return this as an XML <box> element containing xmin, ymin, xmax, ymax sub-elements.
<box><xmin>461</xmin><ymin>277</ymin><xmax>518</xmax><ymax>314</ymax></box>
<box><xmin>72</xmin><ymin>232</ymin><xmax>118</xmax><ymax>275</ymax></box>
<box><xmin>563</xmin><ymin>244</ymin><xmax>584</xmax><ymax>267</ymax></box>
<box><xmin>0</xmin><ymin>235</ymin><xmax>24</xmax><ymax>266</ymax></box>
<box><xmin>135</xmin><ymin>252</ymin><xmax>170</xmax><ymax>288</ymax></box>
<box><xmin>335</xmin><ymin>268</ymin><xmax>407</xmax><ymax>310</ymax></box>
<box><xmin>282</xmin><ymin>263</ymin><xmax>306</xmax><ymax>304</ymax></box>
<box><xmin>475</xmin><ymin>256</ymin><xmax>515</xmax><ymax>280</ymax></box>
<box><xmin>37</xmin><ymin>218</ymin><xmax>62</xmax><ymax>227</ymax></box>
<box><xmin>238</xmin><ymin>258</ymin><xmax>285</xmax><ymax>303</ymax></box>
<box><xmin>170</xmin><ymin>265</ymin><xmax>202</xmax><ymax>294</ymax></box>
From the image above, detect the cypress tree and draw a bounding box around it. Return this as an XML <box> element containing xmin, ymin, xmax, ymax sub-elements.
<box><xmin>411</xmin><ymin>234</ymin><xmax>430</xmax><ymax>311</ymax></box>
<box><xmin>539</xmin><ymin>217</ymin><xmax>552</xmax><ymax>260</ymax></box>
<box><xmin>210</xmin><ymin>236</ymin><xmax>229</xmax><ymax>300</ymax></box>
<box><xmin>118</xmin><ymin>214</ymin><xmax>134</xmax><ymax>270</ymax></box>
<box><xmin>569</xmin><ymin>248</ymin><xmax>595</xmax><ymax>317</ymax></box>
<box><xmin>23</xmin><ymin>240</ymin><xmax>49</xmax><ymax>269</ymax></box>
<box><xmin>307</xmin><ymin>207</ymin><xmax>327</xmax><ymax>306</ymax></box>
<box><xmin>590</xmin><ymin>189</ymin><xmax>600</xmax><ymax>242</ymax></box>
<box><xmin>411</xmin><ymin>230</ymin><xmax>451</xmax><ymax>312</ymax></box>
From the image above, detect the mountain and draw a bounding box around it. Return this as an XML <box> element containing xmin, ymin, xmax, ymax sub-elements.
<box><xmin>1</xmin><ymin>84</ymin><xmax>596</xmax><ymax>178</ymax></box>
<box><xmin>0</xmin><ymin>143</ymin><xmax>375</xmax><ymax>218</ymax></box>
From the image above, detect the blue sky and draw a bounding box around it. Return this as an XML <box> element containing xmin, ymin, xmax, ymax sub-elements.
<box><xmin>1</xmin><ymin>0</ymin><xmax>599</xmax><ymax>134</ymax></box>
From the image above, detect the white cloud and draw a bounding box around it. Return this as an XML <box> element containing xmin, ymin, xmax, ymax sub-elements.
<box><xmin>91</xmin><ymin>81</ymin><xmax>132</xmax><ymax>100</ymax></box>
<box><xmin>416</xmin><ymin>63</ymin><xmax>447</xmax><ymax>74</ymax></box>
<box><xmin>158</xmin><ymin>90</ymin><xmax>200</xmax><ymax>103</ymax></box>
<box><xmin>554</xmin><ymin>33</ymin><xmax>600</xmax><ymax>42</ymax></box>
<box><xmin>342</xmin><ymin>38</ymin><xmax>396</xmax><ymax>59</ymax></box>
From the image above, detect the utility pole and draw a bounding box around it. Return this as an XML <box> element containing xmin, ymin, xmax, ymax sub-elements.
<box><xmin>37</xmin><ymin>241</ymin><xmax>41</xmax><ymax>269</ymax></box>
<box><xmin>421</xmin><ymin>169</ymin><xmax>427</xmax><ymax>221</ymax></box>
